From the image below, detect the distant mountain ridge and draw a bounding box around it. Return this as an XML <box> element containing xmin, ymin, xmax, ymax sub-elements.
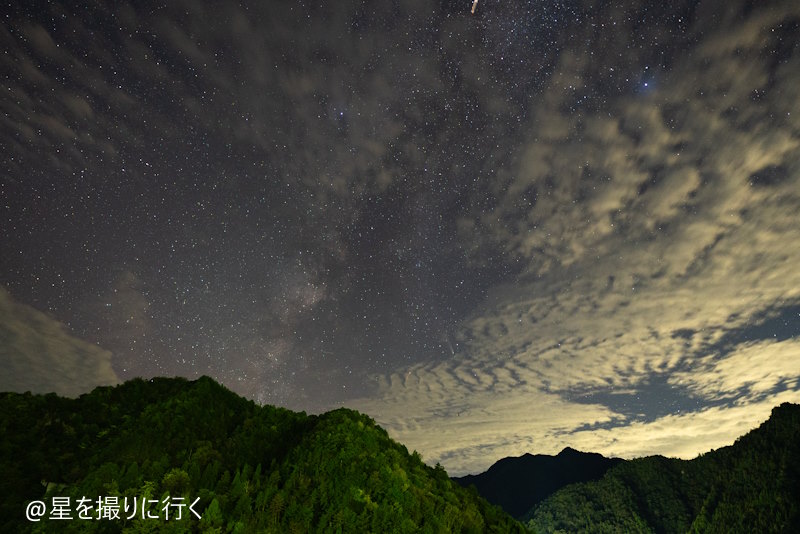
<box><xmin>453</xmin><ymin>446</ymin><xmax>623</xmax><ymax>518</ymax></box>
<box><xmin>524</xmin><ymin>402</ymin><xmax>800</xmax><ymax>532</ymax></box>
<box><xmin>454</xmin><ymin>403</ymin><xmax>800</xmax><ymax>532</ymax></box>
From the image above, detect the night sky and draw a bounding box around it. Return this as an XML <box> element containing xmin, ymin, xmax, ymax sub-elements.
<box><xmin>2</xmin><ymin>0</ymin><xmax>800</xmax><ymax>475</ymax></box>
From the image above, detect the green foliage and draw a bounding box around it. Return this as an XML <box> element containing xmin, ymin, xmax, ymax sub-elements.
<box><xmin>1</xmin><ymin>376</ymin><xmax>527</xmax><ymax>533</ymax></box>
<box><xmin>527</xmin><ymin>403</ymin><xmax>800</xmax><ymax>533</ymax></box>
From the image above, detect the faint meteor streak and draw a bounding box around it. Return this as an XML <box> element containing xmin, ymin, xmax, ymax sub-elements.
<box><xmin>471</xmin><ymin>0</ymin><xmax>478</xmax><ymax>14</ymax></box>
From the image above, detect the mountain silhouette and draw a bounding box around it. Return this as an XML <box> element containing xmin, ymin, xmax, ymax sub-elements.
<box><xmin>453</xmin><ymin>446</ymin><xmax>622</xmax><ymax>518</ymax></box>
<box><xmin>525</xmin><ymin>403</ymin><xmax>800</xmax><ymax>532</ymax></box>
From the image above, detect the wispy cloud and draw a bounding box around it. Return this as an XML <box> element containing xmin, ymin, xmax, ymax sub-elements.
<box><xmin>354</xmin><ymin>0</ymin><xmax>800</xmax><ymax>475</ymax></box>
<box><xmin>0</xmin><ymin>287</ymin><xmax>119</xmax><ymax>397</ymax></box>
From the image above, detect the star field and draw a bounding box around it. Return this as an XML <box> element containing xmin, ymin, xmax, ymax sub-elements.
<box><xmin>2</xmin><ymin>0</ymin><xmax>800</xmax><ymax>475</ymax></box>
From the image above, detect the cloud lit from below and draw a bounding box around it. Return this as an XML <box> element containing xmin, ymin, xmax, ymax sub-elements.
<box><xmin>1</xmin><ymin>0</ymin><xmax>800</xmax><ymax>477</ymax></box>
<box><xmin>355</xmin><ymin>0</ymin><xmax>800</xmax><ymax>475</ymax></box>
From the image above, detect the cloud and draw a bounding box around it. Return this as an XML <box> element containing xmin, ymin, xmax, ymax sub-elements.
<box><xmin>671</xmin><ymin>338</ymin><xmax>800</xmax><ymax>400</ymax></box>
<box><xmin>461</xmin><ymin>1</ymin><xmax>800</xmax><ymax>276</ymax></box>
<box><xmin>353</xmin><ymin>360</ymin><xmax>800</xmax><ymax>476</ymax></box>
<box><xmin>4</xmin><ymin>0</ymin><xmax>799</xmax><ymax>472</ymax></box>
<box><xmin>0</xmin><ymin>286</ymin><xmax>119</xmax><ymax>397</ymax></box>
<box><xmin>353</xmin><ymin>0</ymin><xmax>800</xmax><ymax>475</ymax></box>
<box><xmin>563</xmin><ymin>389</ymin><xmax>800</xmax><ymax>460</ymax></box>
<box><xmin>350</xmin><ymin>357</ymin><xmax>618</xmax><ymax>476</ymax></box>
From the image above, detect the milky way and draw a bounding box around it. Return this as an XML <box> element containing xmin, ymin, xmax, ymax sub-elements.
<box><xmin>2</xmin><ymin>0</ymin><xmax>800</xmax><ymax>475</ymax></box>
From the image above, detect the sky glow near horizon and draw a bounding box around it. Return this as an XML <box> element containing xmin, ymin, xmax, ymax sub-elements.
<box><xmin>2</xmin><ymin>0</ymin><xmax>800</xmax><ymax>475</ymax></box>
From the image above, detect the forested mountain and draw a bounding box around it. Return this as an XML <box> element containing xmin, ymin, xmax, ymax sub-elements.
<box><xmin>3</xmin><ymin>377</ymin><xmax>798</xmax><ymax>533</ymax></box>
<box><xmin>525</xmin><ymin>403</ymin><xmax>800</xmax><ymax>533</ymax></box>
<box><xmin>0</xmin><ymin>376</ymin><xmax>525</xmax><ymax>533</ymax></box>
<box><xmin>453</xmin><ymin>447</ymin><xmax>622</xmax><ymax>518</ymax></box>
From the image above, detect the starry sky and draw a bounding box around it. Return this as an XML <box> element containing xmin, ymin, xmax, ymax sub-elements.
<box><xmin>2</xmin><ymin>0</ymin><xmax>800</xmax><ymax>476</ymax></box>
